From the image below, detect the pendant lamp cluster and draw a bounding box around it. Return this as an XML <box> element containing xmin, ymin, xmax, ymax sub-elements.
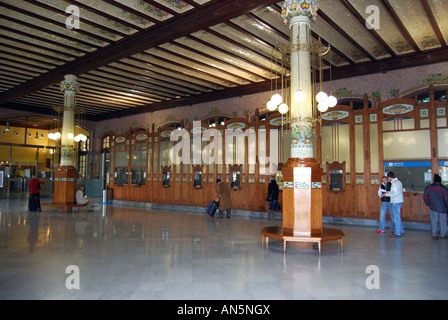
<box><xmin>48</xmin><ymin>131</ymin><xmax>86</xmax><ymax>141</ymax></box>
<box><xmin>314</xmin><ymin>43</ymin><xmax>337</xmax><ymax>113</ymax></box>
<box><xmin>47</xmin><ymin>106</ymin><xmax>88</xmax><ymax>142</ymax></box>
<box><xmin>267</xmin><ymin>93</ymin><xmax>289</xmax><ymax>114</ymax></box>
<box><xmin>267</xmin><ymin>39</ymin><xmax>338</xmax><ymax>116</ymax></box>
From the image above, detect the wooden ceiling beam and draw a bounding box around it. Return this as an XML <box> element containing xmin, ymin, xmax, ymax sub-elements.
<box><xmin>419</xmin><ymin>0</ymin><xmax>447</xmax><ymax>47</ymax></box>
<box><xmin>339</xmin><ymin>0</ymin><xmax>396</xmax><ymax>57</ymax></box>
<box><xmin>380</xmin><ymin>0</ymin><xmax>420</xmax><ymax>52</ymax></box>
<box><xmin>0</xmin><ymin>0</ymin><xmax>280</xmax><ymax>106</ymax></box>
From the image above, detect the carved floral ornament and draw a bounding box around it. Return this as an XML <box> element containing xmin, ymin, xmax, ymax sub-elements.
<box><xmin>281</xmin><ymin>0</ymin><xmax>319</xmax><ymax>24</ymax></box>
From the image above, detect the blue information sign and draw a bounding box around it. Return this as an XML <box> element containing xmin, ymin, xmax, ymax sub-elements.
<box><xmin>384</xmin><ymin>161</ymin><xmax>431</xmax><ymax>168</ymax></box>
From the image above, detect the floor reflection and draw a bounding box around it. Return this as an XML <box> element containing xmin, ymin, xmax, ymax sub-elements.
<box><xmin>0</xmin><ymin>199</ymin><xmax>447</xmax><ymax>300</ymax></box>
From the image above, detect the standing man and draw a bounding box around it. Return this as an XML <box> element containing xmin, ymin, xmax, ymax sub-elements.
<box><xmin>376</xmin><ymin>176</ymin><xmax>394</xmax><ymax>234</ymax></box>
<box><xmin>423</xmin><ymin>174</ymin><xmax>448</xmax><ymax>240</ymax></box>
<box><xmin>383</xmin><ymin>172</ymin><xmax>405</xmax><ymax>238</ymax></box>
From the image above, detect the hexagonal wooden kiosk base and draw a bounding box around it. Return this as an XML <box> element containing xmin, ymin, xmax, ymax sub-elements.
<box><xmin>261</xmin><ymin>158</ymin><xmax>344</xmax><ymax>254</ymax></box>
<box><xmin>261</xmin><ymin>226</ymin><xmax>345</xmax><ymax>254</ymax></box>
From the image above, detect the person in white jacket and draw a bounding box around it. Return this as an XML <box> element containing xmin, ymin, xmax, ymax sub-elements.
<box><xmin>76</xmin><ymin>185</ymin><xmax>94</xmax><ymax>212</ymax></box>
<box><xmin>383</xmin><ymin>172</ymin><xmax>405</xmax><ymax>238</ymax></box>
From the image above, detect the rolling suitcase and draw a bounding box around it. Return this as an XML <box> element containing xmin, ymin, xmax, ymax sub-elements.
<box><xmin>206</xmin><ymin>200</ymin><xmax>219</xmax><ymax>217</ymax></box>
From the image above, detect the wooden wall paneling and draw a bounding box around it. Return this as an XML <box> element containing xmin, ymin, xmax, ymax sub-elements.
<box><xmin>147</xmin><ymin>132</ymin><xmax>155</xmax><ymax>203</ymax></box>
<box><xmin>377</xmin><ymin>98</ymin><xmax>384</xmax><ymax>179</ymax></box>
<box><xmin>356</xmin><ymin>95</ymin><xmax>370</xmax><ymax>219</ymax></box>
<box><xmin>348</xmin><ymin>103</ymin><xmax>356</xmax><ymax>218</ymax></box>
<box><xmin>106</xmin><ymin>88</ymin><xmax>443</xmax><ymax>224</ymax></box>
<box><xmin>429</xmin><ymin>85</ymin><xmax>439</xmax><ymax>175</ymax></box>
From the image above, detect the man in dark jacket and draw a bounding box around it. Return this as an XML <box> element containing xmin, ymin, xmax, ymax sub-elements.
<box><xmin>376</xmin><ymin>176</ymin><xmax>394</xmax><ymax>233</ymax></box>
<box><xmin>423</xmin><ymin>174</ymin><xmax>448</xmax><ymax>240</ymax></box>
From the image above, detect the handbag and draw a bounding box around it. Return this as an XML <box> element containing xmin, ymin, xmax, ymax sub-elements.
<box><xmin>266</xmin><ymin>193</ymin><xmax>273</xmax><ymax>202</ymax></box>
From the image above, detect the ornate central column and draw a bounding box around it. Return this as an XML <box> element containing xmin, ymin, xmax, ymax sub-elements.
<box><xmin>285</xmin><ymin>1</ymin><xmax>316</xmax><ymax>159</ymax></box>
<box><xmin>53</xmin><ymin>74</ymin><xmax>79</xmax><ymax>207</ymax></box>
<box><xmin>281</xmin><ymin>0</ymin><xmax>322</xmax><ymax>237</ymax></box>
<box><xmin>60</xmin><ymin>74</ymin><xmax>79</xmax><ymax>166</ymax></box>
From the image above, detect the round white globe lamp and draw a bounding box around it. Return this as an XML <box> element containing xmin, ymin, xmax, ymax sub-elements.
<box><xmin>271</xmin><ymin>93</ymin><xmax>283</xmax><ymax>106</ymax></box>
<box><xmin>278</xmin><ymin>103</ymin><xmax>289</xmax><ymax>114</ymax></box>
<box><xmin>294</xmin><ymin>90</ymin><xmax>306</xmax><ymax>102</ymax></box>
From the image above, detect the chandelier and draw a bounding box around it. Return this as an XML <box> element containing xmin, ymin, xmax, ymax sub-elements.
<box><xmin>267</xmin><ymin>38</ymin><xmax>337</xmax><ymax>117</ymax></box>
<box><xmin>48</xmin><ymin>105</ymin><xmax>87</xmax><ymax>142</ymax></box>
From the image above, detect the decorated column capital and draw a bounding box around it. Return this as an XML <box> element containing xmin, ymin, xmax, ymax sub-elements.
<box><xmin>60</xmin><ymin>74</ymin><xmax>80</xmax><ymax>94</ymax></box>
<box><xmin>281</xmin><ymin>0</ymin><xmax>318</xmax><ymax>24</ymax></box>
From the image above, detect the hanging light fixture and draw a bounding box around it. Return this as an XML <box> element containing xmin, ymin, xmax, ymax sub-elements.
<box><xmin>5</xmin><ymin>122</ymin><xmax>10</xmax><ymax>132</ymax></box>
<box><xmin>35</xmin><ymin>132</ymin><xmax>39</xmax><ymax>140</ymax></box>
<box><xmin>316</xmin><ymin>91</ymin><xmax>328</xmax><ymax>104</ymax></box>
<box><xmin>327</xmin><ymin>48</ymin><xmax>337</xmax><ymax>108</ymax></box>
<box><xmin>278</xmin><ymin>103</ymin><xmax>289</xmax><ymax>115</ymax></box>
<box><xmin>271</xmin><ymin>93</ymin><xmax>283</xmax><ymax>106</ymax></box>
<box><xmin>327</xmin><ymin>95</ymin><xmax>338</xmax><ymax>108</ymax></box>
<box><xmin>267</xmin><ymin>99</ymin><xmax>277</xmax><ymax>111</ymax></box>
<box><xmin>294</xmin><ymin>89</ymin><xmax>306</xmax><ymax>103</ymax></box>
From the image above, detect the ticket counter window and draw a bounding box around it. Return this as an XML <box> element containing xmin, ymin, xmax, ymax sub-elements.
<box><xmin>384</xmin><ymin>162</ymin><xmax>431</xmax><ymax>191</ymax></box>
<box><xmin>194</xmin><ymin>171</ymin><xmax>202</xmax><ymax>188</ymax></box>
<box><xmin>131</xmin><ymin>168</ymin><xmax>145</xmax><ymax>186</ymax></box>
<box><xmin>439</xmin><ymin>163</ymin><xmax>448</xmax><ymax>187</ymax></box>
<box><xmin>114</xmin><ymin>168</ymin><xmax>128</xmax><ymax>185</ymax></box>
<box><xmin>162</xmin><ymin>170</ymin><xmax>170</xmax><ymax>187</ymax></box>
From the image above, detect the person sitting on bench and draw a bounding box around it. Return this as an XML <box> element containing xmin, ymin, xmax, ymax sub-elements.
<box><xmin>76</xmin><ymin>185</ymin><xmax>95</xmax><ymax>212</ymax></box>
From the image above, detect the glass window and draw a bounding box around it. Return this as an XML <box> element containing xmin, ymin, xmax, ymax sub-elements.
<box><xmin>131</xmin><ymin>168</ymin><xmax>145</xmax><ymax>186</ymax></box>
<box><xmin>383</xmin><ymin>130</ymin><xmax>430</xmax><ymax>160</ymax></box>
<box><xmin>384</xmin><ymin>161</ymin><xmax>431</xmax><ymax>191</ymax></box>
<box><xmin>329</xmin><ymin>170</ymin><xmax>344</xmax><ymax>191</ymax></box>
<box><xmin>114</xmin><ymin>168</ymin><xmax>128</xmax><ymax>185</ymax></box>
<box><xmin>321</xmin><ymin>123</ymin><xmax>350</xmax><ymax>172</ymax></box>
<box><xmin>439</xmin><ymin>163</ymin><xmax>448</xmax><ymax>187</ymax></box>
<box><xmin>230</xmin><ymin>169</ymin><xmax>241</xmax><ymax>189</ymax></box>
<box><xmin>194</xmin><ymin>170</ymin><xmax>202</xmax><ymax>188</ymax></box>
<box><xmin>162</xmin><ymin>170</ymin><xmax>170</xmax><ymax>187</ymax></box>
<box><xmin>102</xmin><ymin>136</ymin><xmax>110</xmax><ymax>149</ymax></box>
<box><xmin>78</xmin><ymin>154</ymin><xmax>86</xmax><ymax>177</ymax></box>
<box><xmin>115</xmin><ymin>152</ymin><xmax>129</xmax><ymax>167</ymax></box>
<box><xmin>131</xmin><ymin>150</ymin><xmax>146</xmax><ymax>167</ymax></box>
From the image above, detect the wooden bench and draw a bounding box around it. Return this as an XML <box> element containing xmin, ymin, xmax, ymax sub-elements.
<box><xmin>41</xmin><ymin>203</ymin><xmax>88</xmax><ymax>213</ymax></box>
<box><xmin>261</xmin><ymin>226</ymin><xmax>345</xmax><ymax>254</ymax></box>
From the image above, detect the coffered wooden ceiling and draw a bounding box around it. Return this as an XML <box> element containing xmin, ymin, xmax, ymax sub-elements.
<box><xmin>0</xmin><ymin>0</ymin><xmax>447</xmax><ymax>121</ymax></box>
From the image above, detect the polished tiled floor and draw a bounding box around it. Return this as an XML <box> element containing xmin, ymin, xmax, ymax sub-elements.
<box><xmin>0</xmin><ymin>198</ymin><xmax>447</xmax><ymax>300</ymax></box>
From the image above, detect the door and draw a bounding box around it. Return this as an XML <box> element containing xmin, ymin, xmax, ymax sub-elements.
<box><xmin>86</xmin><ymin>152</ymin><xmax>102</xmax><ymax>197</ymax></box>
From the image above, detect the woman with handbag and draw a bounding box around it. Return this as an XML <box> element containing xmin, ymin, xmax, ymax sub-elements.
<box><xmin>266</xmin><ymin>178</ymin><xmax>279</xmax><ymax>220</ymax></box>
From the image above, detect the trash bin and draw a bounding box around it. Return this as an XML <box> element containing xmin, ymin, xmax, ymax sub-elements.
<box><xmin>102</xmin><ymin>188</ymin><xmax>113</xmax><ymax>204</ymax></box>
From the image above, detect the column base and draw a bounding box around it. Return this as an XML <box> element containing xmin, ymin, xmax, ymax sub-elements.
<box><xmin>282</xmin><ymin>157</ymin><xmax>323</xmax><ymax>237</ymax></box>
<box><xmin>53</xmin><ymin>165</ymin><xmax>77</xmax><ymax>205</ymax></box>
